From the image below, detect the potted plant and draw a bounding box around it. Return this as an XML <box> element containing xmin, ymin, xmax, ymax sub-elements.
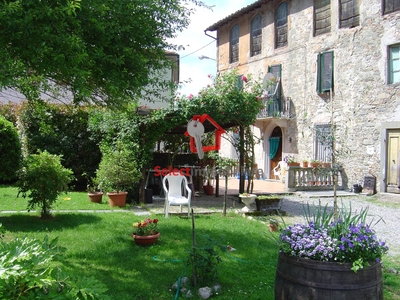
<box><xmin>275</xmin><ymin>203</ymin><xmax>388</xmax><ymax>298</ymax></box>
<box><xmin>308</xmin><ymin>159</ymin><xmax>321</xmax><ymax>168</ymax></box>
<box><xmin>268</xmin><ymin>218</ymin><xmax>280</xmax><ymax>232</ymax></box>
<box><xmin>283</xmin><ymin>155</ymin><xmax>300</xmax><ymax>167</ymax></box>
<box><xmin>84</xmin><ymin>174</ymin><xmax>103</xmax><ymax>203</ymax></box>
<box><xmin>255</xmin><ymin>194</ymin><xmax>282</xmax><ymax>212</ymax></box>
<box><xmin>202</xmin><ymin>164</ymin><xmax>215</xmax><ymax>195</ymax></box>
<box><xmin>301</xmin><ymin>159</ymin><xmax>309</xmax><ymax>168</ymax></box>
<box><xmin>132</xmin><ymin>217</ymin><xmax>160</xmax><ymax>245</ymax></box>
<box><xmin>95</xmin><ymin>140</ymin><xmax>141</xmax><ymax>207</ymax></box>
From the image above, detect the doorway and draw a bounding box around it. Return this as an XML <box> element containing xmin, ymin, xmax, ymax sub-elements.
<box><xmin>269</xmin><ymin>126</ymin><xmax>283</xmax><ymax>179</ymax></box>
<box><xmin>387</xmin><ymin>129</ymin><xmax>400</xmax><ymax>194</ymax></box>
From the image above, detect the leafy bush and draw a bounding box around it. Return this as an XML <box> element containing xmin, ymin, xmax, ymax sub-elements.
<box><xmin>18</xmin><ymin>101</ymin><xmax>101</xmax><ymax>190</ymax></box>
<box><xmin>17</xmin><ymin>150</ymin><xmax>74</xmax><ymax>218</ymax></box>
<box><xmin>0</xmin><ymin>115</ymin><xmax>22</xmax><ymax>182</ymax></box>
<box><xmin>0</xmin><ymin>231</ymin><xmax>110</xmax><ymax>299</ymax></box>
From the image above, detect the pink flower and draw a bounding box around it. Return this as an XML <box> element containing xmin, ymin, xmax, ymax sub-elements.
<box><xmin>241</xmin><ymin>75</ymin><xmax>248</xmax><ymax>83</ymax></box>
<box><xmin>208</xmin><ymin>74</ymin><xmax>211</xmax><ymax>78</ymax></box>
<box><xmin>188</xmin><ymin>94</ymin><xmax>193</xmax><ymax>99</ymax></box>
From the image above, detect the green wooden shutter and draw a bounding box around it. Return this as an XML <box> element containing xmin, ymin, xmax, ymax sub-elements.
<box><xmin>317</xmin><ymin>51</ymin><xmax>334</xmax><ymax>93</ymax></box>
<box><xmin>235</xmin><ymin>75</ymin><xmax>243</xmax><ymax>91</ymax></box>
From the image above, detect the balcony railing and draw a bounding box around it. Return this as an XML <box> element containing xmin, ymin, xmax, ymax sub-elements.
<box><xmin>284</xmin><ymin>166</ymin><xmax>345</xmax><ymax>192</ymax></box>
<box><xmin>257</xmin><ymin>97</ymin><xmax>290</xmax><ymax>119</ymax></box>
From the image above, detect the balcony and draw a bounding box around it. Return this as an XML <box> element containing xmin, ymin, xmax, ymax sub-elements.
<box><xmin>257</xmin><ymin>97</ymin><xmax>290</xmax><ymax>120</ymax></box>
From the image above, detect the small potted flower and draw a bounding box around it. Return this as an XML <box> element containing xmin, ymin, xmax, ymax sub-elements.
<box><xmin>301</xmin><ymin>159</ymin><xmax>309</xmax><ymax>168</ymax></box>
<box><xmin>283</xmin><ymin>155</ymin><xmax>300</xmax><ymax>167</ymax></box>
<box><xmin>132</xmin><ymin>218</ymin><xmax>160</xmax><ymax>245</ymax></box>
<box><xmin>268</xmin><ymin>218</ymin><xmax>280</xmax><ymax>232</ymax></box>
<box><xmin>308</xmin><ymin>159</ymin><xmax>321</xmax><ymax>168</ymax></box>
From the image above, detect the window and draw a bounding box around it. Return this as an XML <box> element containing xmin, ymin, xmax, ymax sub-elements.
<box><xmin>383</xmin><ymin>0</ymin><xmax>400</xmax><ymax>14</ymax></box>
<box><xmin>317</xmin><ymin>51</ymin><xmax>334</xmax><ymax>93</ymax></box>
<box><xmin>275</xmin><ymin>2</ymin><xmax>288</xmax><ymax>48</ymax></box>
<box><xmin>267</xmin><ymin>65</ymin><xmax>282</xmax><ymax>101</ymax></box>
<box><xmin>314</xmin><ymin>124</ymin><xmax>333</xmax><ymax>162</ymax></box>
<box><xmin>339</xmin><ymin>0</ymin><xmax>359</xmax><ymax>28</ymax></box>
<box><xmin>314</xmin><ymin>0</ymin><xmax>331</xmax><ymax>36</ymax></box>
<box><xmin>251</xmin><ymin>14</ymin><xmax>262</xmax><ymax>56</ymax></box>
<box><xmin>230</xmin><ymin>25</ymin><xmax>239</xmax><ymax>63</ymax></box>
<box><xmin>389</xmin><ymin>44</ymin><xmax>400</xmax><ymax>84</ymax></box>
<box><xmin>235</xmin><ymin>75</ymin><xmax>243</xmax><ymax>91</ymax></box>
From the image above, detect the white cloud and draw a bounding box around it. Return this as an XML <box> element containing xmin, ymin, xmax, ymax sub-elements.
<box><xmin>175</xmin><ymin>0</ymin><xmax>255</xmax><ymax>97</ymax></box>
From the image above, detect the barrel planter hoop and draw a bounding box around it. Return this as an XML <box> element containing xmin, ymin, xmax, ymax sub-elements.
<box><xmin>274</xmin><ymin>252</ymin><xmax>383</xmax><ymax>300</ymax></box>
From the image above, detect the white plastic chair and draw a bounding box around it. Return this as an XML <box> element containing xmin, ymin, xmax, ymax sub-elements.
<box><xmin>162</xmin><ymin>173</ymin><xmax>192</xmax><ymax>218</ymax></box>
<box><xmin>273</xmin><ymin>161</ymin><xmax>287</xmax><ymax>181</ymax></box>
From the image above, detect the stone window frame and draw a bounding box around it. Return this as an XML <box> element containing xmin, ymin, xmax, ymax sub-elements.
<box><xmin>230</xmin><ymin>24</ymin><xmax>240</xmax><ymax>64</ymax></box>
<box><xmin>388</xmin><ymin>43</ymin><xmax>400</xmax><ymax>84</ymax></box>
<box><xmin>316</xmin><ymin>51</ymin><xmax>334</xmax><ymax>93</ymax></box>
<box><xmin>251</xmin><ymin>14</ymin><xmax>262</xmax><ymax>57</ymax></box>
<box><xmin>314</xmin><ymin>0</ymin><xmax>331</xmax><ymax>36</ymax></box>
<box><xmin>382</xmin><ymin>0</ymin><xmax>400</xmax><ymax>15</ymax></box>
<box><xmin>275</xmin><ymin>2</ymin><xmax>288</xmax><ymax>49</ymax></box>
<box><xmin>339</xmin><ymin>0</ymin><xmax>360</xmax><ymax>28</ymax></box>
<box><xmin>313</xmin><ymin>123</ymin><xmax>333</xmax><ymax>163</ymax></box>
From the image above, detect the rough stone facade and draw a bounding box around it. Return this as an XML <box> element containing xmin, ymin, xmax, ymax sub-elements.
<box><xmin>207</xmin><ymin>0</ymin><xmax>400</xmax><ymax>192</ymax></box>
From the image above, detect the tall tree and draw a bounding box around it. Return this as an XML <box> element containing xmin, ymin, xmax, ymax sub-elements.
<box><xmin>0</xmin><ymin>0</ymin><xmax>207</xmax><ymax>107</ymax></box>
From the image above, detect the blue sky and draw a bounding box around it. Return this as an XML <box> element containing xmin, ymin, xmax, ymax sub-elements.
<box><xmin>175</xmin><ymin>0</ymin><xmax>255</xmax><ymax>97</ymax></box>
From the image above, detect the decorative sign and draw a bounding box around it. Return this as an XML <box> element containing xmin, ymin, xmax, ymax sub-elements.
<box><xmin>184</xmin><ymin>114</ymin><xmax>226</xmax><ymax>159</ymax></box>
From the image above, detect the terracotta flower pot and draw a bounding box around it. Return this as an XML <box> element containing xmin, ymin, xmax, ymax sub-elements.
<box><xmin>132</xmin><ymin>232</ymin><xmax>160</xmax><ymax>245</ymax></box>
<box><xmin>88</xmin><ymin>192</ymin><xmax>103</xmax><ymax>203</ymax></box>
<box><xmin>203</xmin><ymin>185</ymin><xmax>214</xmax><ymax>195</ymax></box>
<box><xmin>107</xmin><ymin>192</ymin><xmax>128</xmax><ymax>207</ymax></box>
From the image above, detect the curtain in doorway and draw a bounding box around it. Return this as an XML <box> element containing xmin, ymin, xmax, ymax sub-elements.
<box><xmin>269</xmin><ymin>137</ymin><xmax>280</xmax><ymax>159</ymax></box>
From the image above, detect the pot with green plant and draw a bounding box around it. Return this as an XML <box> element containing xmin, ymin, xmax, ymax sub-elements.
<box><xmin>95</xmin><ymin>140</ymin><xmax>141</xmax><ymax>207</ymax></box>
<box><xmin>202</xmin><ymin>164</ymin><xmax>215</xmax><ymax>195</ymax></box>
<box><xmin>301</xmin><ymin>159</ymin><xmax>309</xmax><ymax>168</ymax></box>
<box><xmin>309</xmin><ymin>159</ymin><xmax>321</xmax><ymax>168</ymax></box>
<box><xmin>17</xmin><ymin>150</ymin><xmax>74</xmax><ymax>218</ymax></box>
<box><xmin>256</xmin><ymin>194</ymin><xmax>282</xmax><ymax>212</ymax></box>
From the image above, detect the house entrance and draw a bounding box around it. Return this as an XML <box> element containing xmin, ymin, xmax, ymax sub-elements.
<box><xmin>269</xmin><ymin>126</ymin><xmax>283</xmax><ymax>179</ymax></box>
<box><xmin>387</xmin><ymin>129</ymin><xmax>400</xmax><ymax>194</ymax></box>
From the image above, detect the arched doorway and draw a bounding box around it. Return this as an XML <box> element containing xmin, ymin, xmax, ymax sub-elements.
<box><xmin>269</xmin><ymin>126</ymin><xmax>283</xmax><ymax>179</ymax></box>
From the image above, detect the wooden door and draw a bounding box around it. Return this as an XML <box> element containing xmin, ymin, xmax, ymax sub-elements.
<box><xmin>387</xmin><ymin>130</ymin><xmax>400</xmax><ymax>190</ymax></box>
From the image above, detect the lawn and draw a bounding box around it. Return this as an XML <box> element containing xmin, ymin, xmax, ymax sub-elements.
<box><xmin>1</xmin><ymin>185</ymin><xmax>400</xmax><ymax>299</ymax></box>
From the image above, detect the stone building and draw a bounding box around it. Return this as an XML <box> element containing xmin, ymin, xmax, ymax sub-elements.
<box><xmin>205</xmin><ymin>0</ymin><xmax>400</xmax><ymax>193</ymax></box>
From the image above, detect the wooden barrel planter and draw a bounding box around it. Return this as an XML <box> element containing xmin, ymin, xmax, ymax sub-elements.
<box><xmin>274</xmin><ymin>252</ymin><xmax>383</xmax><ymax>300</ymax></box>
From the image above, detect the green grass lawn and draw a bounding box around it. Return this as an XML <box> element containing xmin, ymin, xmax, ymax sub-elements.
<box><xmin>1</xmin><ymin>184</ymin><xmax>399</xmax><ymax>299</ymax></box>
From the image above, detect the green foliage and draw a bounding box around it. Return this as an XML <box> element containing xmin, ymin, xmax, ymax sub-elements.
<box><xmin>0</xmin><ymin>116</ymin><xmax>22</xmax><ymax>182</ymax></box>
<box><xmin>18</xmin><ymin>101</ymin><xmax>102</xmax><ymax>190</ymax></box>
<box><xmin>95</xmin><ymin>140</ymin><xmax>141</xmax><ymax>193</ymax></box>
<box><xmin>174</xmin><ymin>69</ymin><xmax>265</xmax><ymax>126</ymax></box>
<box><xmin>0</xmin><ymin>233</ymin><xmax>110</xmax><ymax>299</ymax></box>
<box><xmin>0</xmin><ymin>101</ymin><xmax>21</xmax><ymax>126</ymax></box>
<box><xmin>17</xmin><ymin>150</ymin><xmax>74</xmax><ymax>218</ymax></box>
<box><xmin>0</xmin><ymin>0</ymin><xmax>209</xmax><ymax>106</ymax></box>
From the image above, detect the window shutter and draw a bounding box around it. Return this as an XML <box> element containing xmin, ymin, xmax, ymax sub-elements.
<box><xmin>383</xmin><ymin>0</ymin><xmax>400</xmax><ymax>14</ymax></box>
<box><xmin>268</xmin><ymin>65</ymin><xmax>282</xmax><ymax>100</ymax></box>
<box><xmin>235</xmin><ymin>75</ymin><xmax>243</xmax><ymax>91</ymax></box>
<box><xmin>314</xmin><ymin>0</ymin><xmax>331</xmax><ymax>36</ymax></box>
<box><xmin>275</xmin><ymin>3</ymin><xmax>288</xmax><ymax>48</ymax></box>
<box><xmin>251</xmin><ymin>15</ymin><xmax>262</xmax><ymax>56</ymax></box>
<box><xmin>340</xmin><ymin>0</ymin><xmax>359</xmax><ymax>28</ymax></box>
<box><xmin>317</xmin><ymin>51</ymin><xmax>334</xmax><ymax>93</ymax></box>
<box><xmin>230</xmin><ymin>25</ymin><xmax>239</xmax><ymax>63</ymax></box>
<box><xmin>389</xmin><ymin>45</ymin><xmax>400</xmax><ymax>84</ymax></box>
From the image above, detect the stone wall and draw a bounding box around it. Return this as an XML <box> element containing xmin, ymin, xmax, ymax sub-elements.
<box><xmin>214</xmin><ymin>0</ymin><xmax>400</xmax><ymax>190</ymax></box>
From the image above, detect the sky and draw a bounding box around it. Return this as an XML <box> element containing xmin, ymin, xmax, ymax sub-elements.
<box><xmin>175</xmin><ymin>0</ymin><xmax>255</xmax><ymax>97</ymax></box>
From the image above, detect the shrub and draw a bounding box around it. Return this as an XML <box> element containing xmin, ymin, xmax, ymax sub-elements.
<box><xmin>0</xmin><ymin>115</ymin><xmax>22</xmax><ymax>182</ymax></box>
<box><xmin>17</xmin><ymin>150</ymin><xmax>74</xmax><ymax>218</ymax></box>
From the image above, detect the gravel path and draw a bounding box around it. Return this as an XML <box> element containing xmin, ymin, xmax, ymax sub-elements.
<box><xmin>279</xmin><ymin>193</ymin><xmax>400</xmax><ymax>256</ymax></box>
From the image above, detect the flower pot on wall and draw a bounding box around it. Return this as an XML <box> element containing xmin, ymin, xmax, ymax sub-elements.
<box><xmin>107</xmin><ymin>192</ymin><xmax>128</xmax><ymax>207</ymax></box>
<box><xmin>287</xmin><ymin>162</ymin><xmax>300</xmax><ymax>167</ymax></box>
<box><xmin>274</xmin><ymin>252</ymin><xmax>383</xmax><ymax>299</ymax></box>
